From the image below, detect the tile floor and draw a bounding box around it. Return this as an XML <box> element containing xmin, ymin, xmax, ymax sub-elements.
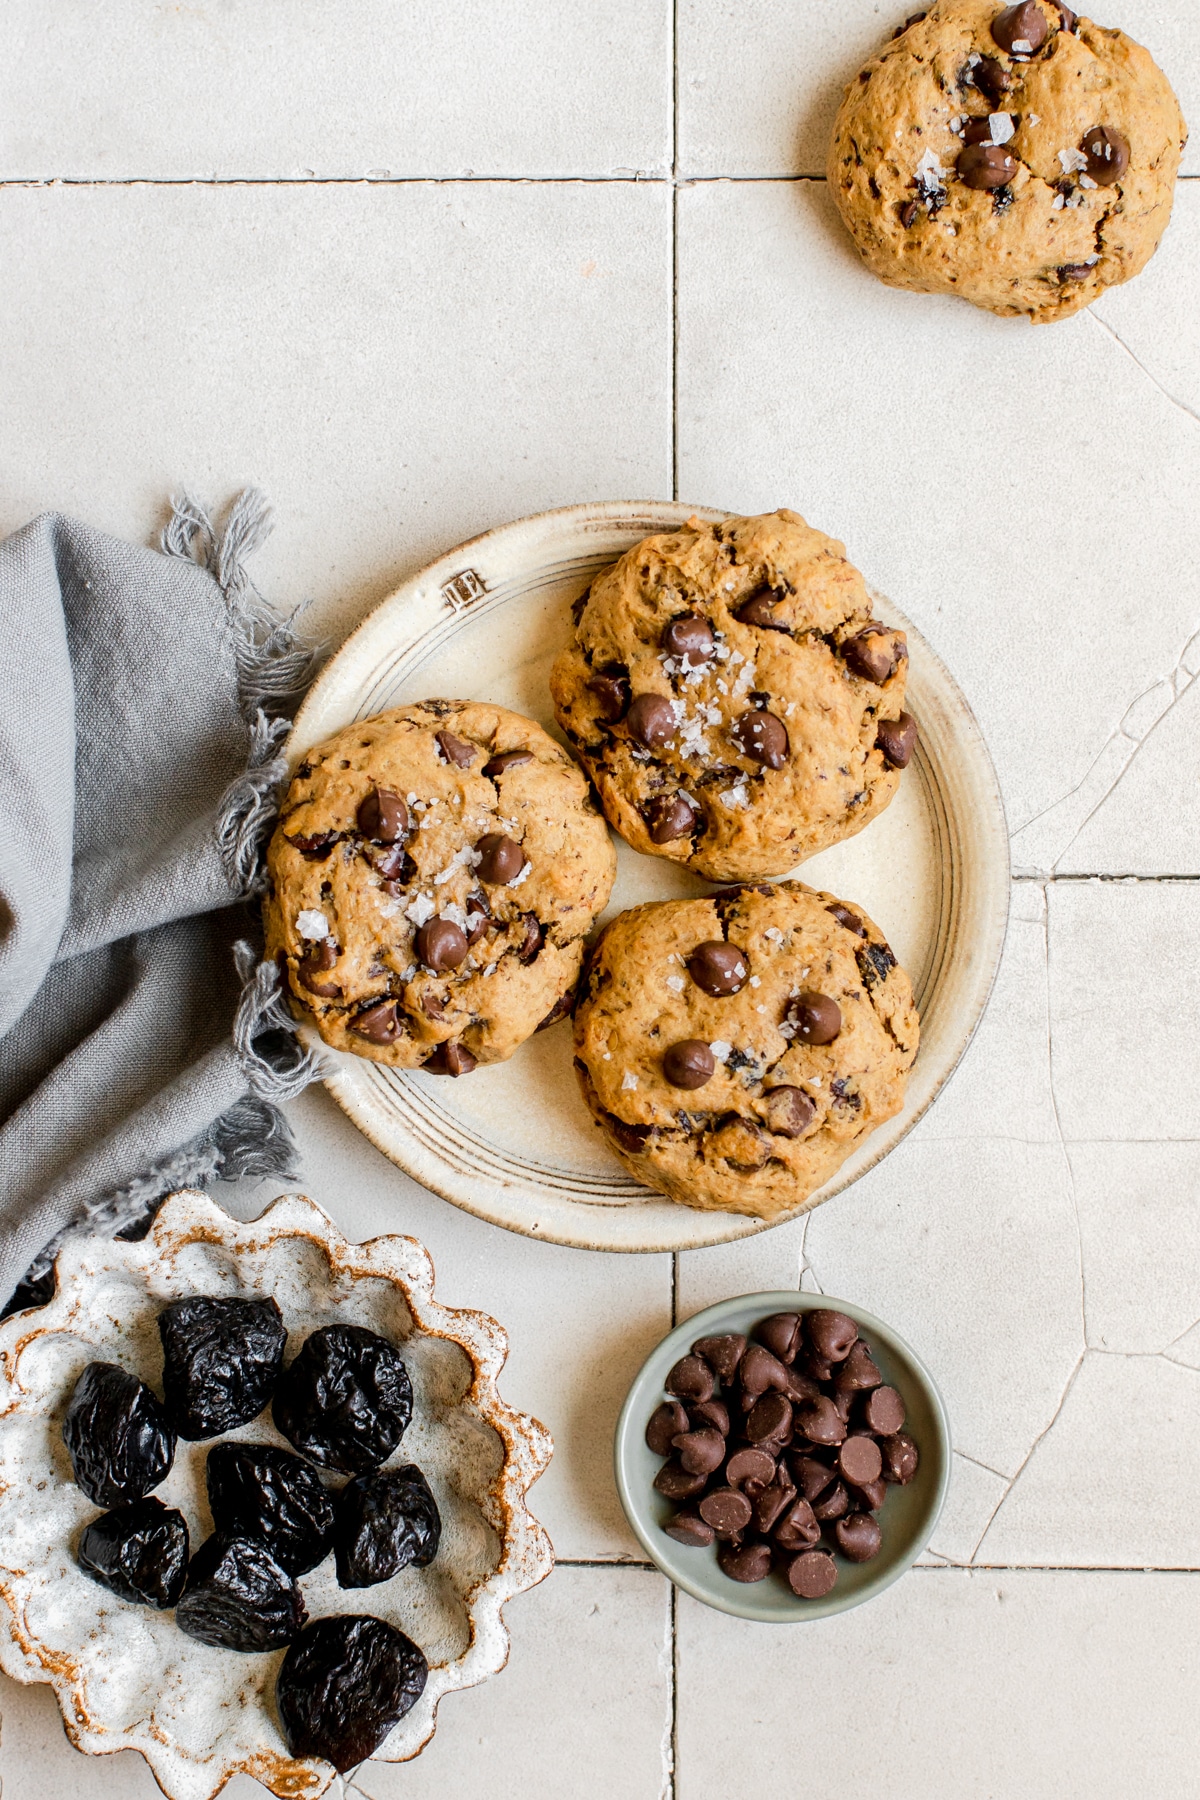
<box><xmin>2</xmin><ymin>3</ymin><xmax>1198</xmax><ymax>1795</ymax></box>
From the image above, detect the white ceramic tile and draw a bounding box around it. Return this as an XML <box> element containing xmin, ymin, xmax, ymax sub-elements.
<box><xmin>0</xmin><ymin>180</ymin><xmax>671</xmax><ymax>650</ymax></box>
<box><xmin>675</xmin><ymin>1215</ymin><xmax>809</xmax><ymax>1321</ymax></box>
<box><xmin>976</xmin><ymin>1351</ymin><xmax>1200</xmax><ymax>1565</ymax></box>
<box><xmin>219</xmin><ymin>1085</ymin><xmax>673</xmax><ymax>1560</ymax></box>
<box><xmin>676</xmin><ymin>1568</ymin><xmax>1200</xmax><ymax>1799</ymax></box>
<box><xmin>0</xmin><ymin>1</ymin><xmax>670</xmax><ymax>179</ymax></box>
<box><xmin>804</xmin><ymin>1134</ymin><xmax>1082</xmax><ymax>1478</ymax></box>
<box><xmin>674</xmin><ymin>178</ymin><xmax>1200</xmax><ymax>842</ymax></box>
<box><xmin>1071</xmin><ymin>1141</ymin><xmax>1200</xmax><ymax>1352</ymax></box>
<box><xmin>677</xmin><ymin>0</ymin><xmax>1200</xmax><ymax>177</ymax></box>
<box><xmin>1047</xmin><ymin>879</ymin><xmax>1200</xmax><ymax>1142</ymax></box>
<box><xmin>354</xmin><ymin>1566</ymin><xmax>671</xmax><ymax>1800</ymax></box>
<box><xmin>928</xmin><ymin>1452</ymin><xmax>1011</xmax><ymax>1564</ymax></box>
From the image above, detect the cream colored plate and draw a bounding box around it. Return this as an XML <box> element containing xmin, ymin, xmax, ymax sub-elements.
<box><xmin>290</xmin><ymin>502</ymin><xmax>1009</xmax><ymax>1253</ymax></box>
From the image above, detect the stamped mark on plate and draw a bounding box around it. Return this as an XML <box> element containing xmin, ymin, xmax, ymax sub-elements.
<box><xmin>441</xmin><ymin>568</ymin><xmax>488</xmax><ymax>611</ymax></box>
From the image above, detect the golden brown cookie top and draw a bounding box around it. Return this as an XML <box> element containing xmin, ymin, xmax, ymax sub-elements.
<box><xmin>828</xmin><ymin>1</ymin><xmax>1186</xmax><ymax>322</ymax></box>
<box><xmin>550</xmin><ymin>511</ymin><xmax>915</xmax><ymax>884</ymax></box>
<box><xmin>263</xmin><ymin>700</ymin><xmax>616</xmax><ymax>1069</ymax></box>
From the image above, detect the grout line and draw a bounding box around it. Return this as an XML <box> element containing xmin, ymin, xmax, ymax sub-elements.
<box><xmin>1013</xmin><ymin>871</ymin><xmax>1200</xmax><ymax>883</ymax></box>
<box><xmin>671</xmin><ymin>0</ymin><xmax>680</xmax><ymax>507</ymax></box>
<box><xmin>920</xmin><ymin>1563</ymin><xmax>1200</xmax><ymax>1573</ymax></box>
<box><xmin>669</xmin><ymin>1583</ymin><xmax>679</xmax><ymax>1800</ymax></box>
<box><xmin>557</xmin><ymin>1558</ymin><xmax>659</xmax><ymax>1570</ymax></box>
<box><xmin>3</xmin><ymin>172</ymin><xmax>1198</xmax><ymax>191</ymax></box>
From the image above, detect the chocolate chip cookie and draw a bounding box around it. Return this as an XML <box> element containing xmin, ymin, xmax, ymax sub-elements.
<box><xmin>264</xmin><ymin>701</ymin><xmax>616</xmax><ymax>1071</ymax></box>
<box><xmin>829</xmin><ymin>2</ymin><xmax>1186</xmax><ymax>322</ymax></box>
<box><xmin>549</xmin><ymin>511</ymin><xmax>915</xmax><ymax>883</ymax></box>
<box><xmin>573</xmin><ymin>883</ymin><xmax>919</xmax><ymax>1220</ymax></box>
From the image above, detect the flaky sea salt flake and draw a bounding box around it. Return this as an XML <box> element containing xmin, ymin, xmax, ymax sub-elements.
<box><xmin>296</xmin><ymin>909</ymin><xmax>330</xmax><ymax>940</ymax></box>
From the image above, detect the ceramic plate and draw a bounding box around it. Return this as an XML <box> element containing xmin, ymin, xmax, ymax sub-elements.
<box><xmin>289</xmin><ymin>501</ymin><xmax>1009</xmax><ymax>1253</ymax></box>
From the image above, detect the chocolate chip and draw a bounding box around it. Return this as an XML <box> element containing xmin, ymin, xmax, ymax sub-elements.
<box><xmin>1081</xmin><ymin>124</ymin><xmax>1129</xmax><ymax>185</ymax></box>
<box><xmin>781</xmin><ymin>1365</ymin><xmax>821</xmax><ymax>1405</ymax></box>
<box><xmin>588</xmin><ymin>668</ymin><xmax>631</xmax><ymax>723</ymax></box>
<box><xmin>475</xmin><ymin>833</ymin><xmax>525</xmax><ymax>884</ymax></box>
<box><xmin>838</xmin><ymin>1436</ymin><xmax>883</xmax><ymax>1488</ymax></box>
<box><xmin>880</xmin><ymin>1432</ymin><xmax>920</xmax><ymax>1484</ymax></box>
<box><xmin>606</xmin><ymin>1114</ymin><xmax>653</xmax><ymax>1155</ymax></box>
<box><xmin>850</xmin><ymin>1476</ymin><xmax>889</xmax><ymax>1512</ymax></box>
<box><xmin>571</xmin><ymin>586</ymin><xmax>591</xmax><ymax>627</ymax></box>
<box><xmin>373</xmin><ymin>843</ymin><xmax>416</xmax><ymax>884</ymax></box>
<box><xmin>687</xmin><ymin>941</ymin><xmax>749</xmax><ymax>996</ymax></box>
<box><xmin>664</xmin><ymin>1508</ymin><xmax>715</xmax><ymax>1548</ymax></box>
<box><xmin>646</xmin><ymin>1400</ymin><xmax>690</xmax><ymax>1456</ymax></box>
<box><xmin>842</xmin><ymin>624</ymin><xmax>901</xmax><ymax>683</ymax></box>
<box><xmin>787</xmin><ymin>1549</ymin><xmax>837</xmax><ymax>1599</ymax></box>
<box><xmin>787</xmin><ymin>991</ymin><xmax>842</xmax><ymax>1046</ymax></box>
<box><xmin>962</xmin><ymin>116</ymin><xmax>999</xmax><ymax>145</ymax></box>
<box><xmin>424</xmin><ymin>1040</ymin><xmax>477</xmax><ymax>1076</ymax></box>
<box><xmin>298</xmin><ymin>938</ymin><xmax>341</xmax><ymax>997</ymax></box>
<box><xmin>835</xmin><ymin>1512</ymin><xmax>883</xmax><ymax>1563</ymax></box>
<box><xmin>738</xmin><ymin>1344</ymin><xmax>791</xmax><ymax>1399</ymax></box>
<box><xmin>899</xmin><ymin>199</ymin><xmax>919</xmax><ymax>228</ymax></box>
<box><xmin>774</xmin><ymin>1497</ymin><xmax>822</xmax><ymax>1552</ymax></box>
<box><xmin>626</xmin><ymin>692</ymin><xmax>677</xmax><ymax>749</ymax></box>
<box><xmin>790</xmin><ymin>1455</ymin><xmax>838</xmax><ymax>1503</ymax></box>
<box><xmin>732</xmin><ymin>709</ymin><xmax>789</xmax><ymax>770</ymax></box>
<box><xmin>1057</xmin><ymin>262</ymin><xmax>1096</xmax><ymax>282</ymax></box>
<box><xmin>972</xmin><ymin>55</ymin><xmax>1013</xmax><ymax>106</ymax></box>
<box><xmin>745</xmin><ymin>1392</ymin><xmax>794</xmax><ymax>1449</ymax></box>
<box><xmin>662</xmin><ymin>613</ymin><xmax>716</xmax><ymax>665</ymax></box>
<box><xmin>807</xmin><ymin>1310</ymin><xmax>859</xmax><ymax>1363</ymax></box>
<box><xmin>832</xmin><ymin>1389</ymin><xmax>855</xmax><ymax>1424</ymax></box>
<box><xmin>465</xmin><ymin>892</ymin><xmax>491</xmax><ymax>945</ymax></box>
<box><xmin>735</xmin><ymin>588</ymin><xmax>790</xmax><ymax>631</ymax></box>
<box><xmin>957</xmin><ymin>142</ymin><xmax>1019</xmax><ymax>188</ymax></box>
<box><xmin>725</xmin><ymin>1447</ymin><xmax>777</xmax><ymax>1490</ymax></box>
<box><xmin>698</xmin><ymin>1487</ymin><xmax>752</xmax><ymax>1539</ymax></box>
<box><xmin>991</xmin><ymin>1</ymin><xmax>1048</xmax><ymax>54</ymax></box>
<box><xmin>356</xmin><ymin>787</ymin><xmax>408</xmax><ymax>843</ymax></box>
<box><xmin>654</xmin><ymin>1460</ymin><xmax>708</xmax><ymax>1501</ymax></box>
<box><xmin>763</xmin><ymin>1087</ymin><xmax>816</xmax><ymax>1138</ymax></box>
<box><xmin>671</xmin><ymin>1428</ymin><xmax>727</xmax><ymax>1477</ymax></box>
<box><xmin>691</xmin><ymin>1334</ymin><xmax>746</xmax><ymax>1383</ymax></box>
<box><xmin>689</xmin><ymin>1398</ymin><xmax>730</xmax><ymax>1436</ymax></box>
<box><xmin>753</xmin><ymin>1477</ymin><xmax>798</xmax><ymax>1534</ymax></box>
<box><xmin>482</xmin><ymin>749</ymin><xmax>534</xmax><ymax>778</ymax></box>
<box><xmin>665</xmin><ymin>1355</ymin><xmax>715</xmax><ymax>1404</ymax></box>
<box><xmin>812</xmin><ymin>1480</ymin><xmax>850</xmax><ymax>1523</ymax></box>
<box><xmin>287</xmin><ymin>831</ymin><xmax>338</xmax><ymax>861</ymax></box>
<box><xmin>350</xmin><ymin>1001</ymin><xmax>402</xmax><ymax>1044</ymax></box>
<box><xmin>835</xmin><ymin>1341</ymin><xmax>883</xmax><ymax>1393</ymax></box>
<box><xmin>826</xmin><ymin>903</ymin><xmax>867</xmax><ymax>937</ymax></box>
<box><xmin>415</xmin><ymin>919</ymin><xmax>468</xmax><ymax>972</ymax></box>
<box><xmin>663</xmin><ymin>1039</ymin><xmax>716</xmax><ymax>1090</ymax></box>
<box><xmin>433</xmin><ymin>730</ymin><xmax>475</xmax><ymax>768</ymax></box>
<box><xmin>536</xmin><ymin>989</ymin><xmax>574</xmax><ymax>1031</ymax></box>
<box><xmin>795</xmin><ymin>1395</ymin><xmax>846</xmax><ymax>1446</ymax></box>
<box><xmin>876</xmin><ymin>711</ymin><xmax>918</xmax><ymax>768</ymax></box>
<box><xmin>516</xmin><ymin>914</ymin><xmax>544</xmax><ymax>964</ymax></box>
<box><xmin>754</xmin><ymin>1313</ymin><xmax>804</xmax><ymax>1364</ymax></box>
<box><xmin>718</xmin><ymin>1541</ymin><xmax>773</xmax><ymax>1583</ymax></box>
<box><xmin>862</xmin><ymin>1385</ymin><xmax>906</xmax><ymax>1435</ymax></box>
<box><xmin>644</xmin><ymin>791</ymin><xmax>698</xmax><ymax>844</ymax></box>
<box><xmin>1051</xmin><ymin>0</ymin><xmax>1077</xmax><ymax>30</ymax></box>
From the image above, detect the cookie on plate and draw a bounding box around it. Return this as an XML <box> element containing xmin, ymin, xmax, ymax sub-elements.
<box><xmin>828</xmin><ymin>1</ymin><xmax>1186</xmax><ymax>323</ymax></box>
<box><xmin>550</xmin><ymin>510</ymin><xmax>915</xmax><ymax>883</ymax></box>
<box><xmin>264</xmin><ymin>701</ymin><xmax>616</xmax><ymax>1071</ymax></box>
<box><xmin>573</xmin><ymin>883</ymin><xmax>920</xmax><ymax>1220</ymax></box>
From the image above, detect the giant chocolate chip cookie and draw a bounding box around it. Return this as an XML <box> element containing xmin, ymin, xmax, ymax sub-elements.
<box><xmin>264</xmin><ymin>701</ymin><xmax>616</xmax><ymax>1071</ymax></box>
<box><xmin>573</xmin><ymin>883</ymin><xmax>920</xmax><ymax>1220</ymax></box>
<box><xmin>550</xmin><ymin>510</ymin><xmax>915</xmax><ymax>883</ymax></box>
<box><xmin>829</xmin><ymin>1</ymin><xmax>1186</xmax><ymax>322</ymax></box>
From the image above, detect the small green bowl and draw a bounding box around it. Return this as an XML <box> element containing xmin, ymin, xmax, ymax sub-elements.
<box><xmin>614</xmin><ymin>1290</ymin><xmax>950</xmax><ymax>1622</ymax></box>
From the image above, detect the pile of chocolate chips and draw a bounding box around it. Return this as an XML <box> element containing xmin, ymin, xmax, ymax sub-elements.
<box><xmin>647</xmin><ymin>1309</ymin><xmax>919</xmax><ymax>1598</ymax></box>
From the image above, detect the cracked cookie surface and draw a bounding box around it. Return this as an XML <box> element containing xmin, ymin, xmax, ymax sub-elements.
<box><xmin>263</xmin><ymin>701</ymin><xmax>616</xmax><ymax>1070</ymax></box>
<box><xmin>828</xmin><ymin>0</ymin><xmax>1186</xmax><ymax>322</ymax></box>
<box><xmin>549</xmin><ymin>510</ymin><xmax>914</xmax><ymax>883</ymax></box>
<box><xmin>573</xmin><ymin>882</ymin><xmax>920</xmax><ymax>1221</ymax></box>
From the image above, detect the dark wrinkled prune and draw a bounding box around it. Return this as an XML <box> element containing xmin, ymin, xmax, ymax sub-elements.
<box><xmin>276</xmin><ymin>1615</ymin><xmax>429</xmax><ymax>1771</ymax></box>
<box><xmin>158</xmin><ymin>1295</ymin><xmax>287</xmax><ymax>1439</ymax></box>
<box><xmin>333</xmin><ymin>1465</ymin><xmax>441</xmax><ymax>1589</ymax></box>
<box><xmin>206</xmin><ymin>1442</ymin><xmax>336</xmax><ymax>1576</ymax></box>
<box><xmin>272</xmin><ymin>1325</ymin><xmax>413</xmax><ymax>1475</ymax></box>
<box><xmin>62</xmin><ymin>1361</ymin><xmax>175</xmax><ymax>1505</ymax></box>
<box><xmin>77</xmin><ymin>1496</ymin><xmax>190</xmax><ymax>1608</ymax></box>
<box><xmin>175</xmin><ymin>1534</ymin><xmax>307</xmax><ymax>1652</ymax></box>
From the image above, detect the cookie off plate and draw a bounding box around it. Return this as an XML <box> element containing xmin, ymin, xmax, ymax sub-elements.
<box><xmin>289</xmin><ymin>501</ymin><xmax>1008</xmax><ymax>1253</ymax></box>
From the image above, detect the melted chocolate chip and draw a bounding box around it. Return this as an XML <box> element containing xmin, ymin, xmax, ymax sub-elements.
<box><xmin>298</xmin><ymin>939</ymin><xmax>341</xmax><ymax>998</ymax></box>
<box><xmin>605</xmin><ymin>1113</ymin><xmax>653</xmax><ymax>1155</ymax></box>
<box><xmin>644</xmin><ymin>791</ymin><xmax>698</xmax><ymax>844</ymax></box>
<box><xmin>415</xmin><ymin>919</ymin><xmax>468</xmax><ymax>972</ymax></box>
<box><xmin>735</xmin><ymin>588</ymin><xmax>791</xmax><ymax>631</ymax></box>
<box><xmin>972</xmin><ymin>55</ymin><xmax>1013</xmax><ymax>106</ymax></box>
<box><xmin>435</xmin><ymin>730</ymin><xmax>476</xmax><ymax>768</ymax></box>
<box><xmin>350</xmin><ymin>1001</ymin><xmax>402</xmax><ymax>1044</ymax></box>
<box><xmin>787</xmin><ymin>991</ymin><xmax>842</xmax><ymax>1045</ymax></box>
<box><xmin>571</xmin><ymin>586</ymin><xmax>591</xmax><ymax>626</ymax></box>
<box><xmin>899</xmin><ymin>199</ymin><xmax>919</xmax><ymax>228</ymax></box>
<box><xmin>1081</xmin><ymin>125</ymin><xmax>1129</xmax><ymax>185</ymax></box>
<box><xmin>357</xmin><ymin>788</ymin><xmax>408</xmax><ymax>843</ymax></box>
<box><xmin>516</xmin><ymin>914</ymin><xmax>544</xmax><ymax>964</ymax></box>
<box><xmin>1058</xmin><ymin>261</ymin><xmax>1096</xmax><ymax>282</ymax></box>
<box><xmin>662</xmin><ymin>613</ymin><xmax>716</xmax><ymax>666</ymax></box>
<box><xmin>626</xmin><ymin>692</ymin><xmax>677</xmax><ymax>749</ymax></box>
<box><xmin>663</xmin><ymin>1040</ymin><xmax>716</xmax><ymax>1090</ymax></box>
<box><xmin>536</xmin><ymin>989</ymin><xmax>575</xmax><ymax>1031</ymax></box>
<box><xmin>763</xmin><ymin>1086</ymin><xmax>816</xmax><ymax>1137</ymax></box>
<box><xmin>588</xmin><ymin>668</ymin><xmax>631</xmax><ymax>723</ymax></box>
<box><xmin>827</xmin><ymin>903</ymin><xmax>867</xmax><ymax>937</ymax></box>
<box><xmin>857</xmin><ymin>940</ymin><xmax>897</xmax><ymax>991</ymax></box>
<box><xmin>842</xmin><ymin>624</ymin><xmax>902</xmax><ymax>683</ymax></box>
<box><xmin>687</xmin><ymin>940</ymin><xmax>749</xmax><ymax>996</ymax></box>
<box><xmin>373</xmin><ymin>843</ymin><xmax>416</xmax><ymax>885</ymax></box>
<box><xmin>991</xmin><ymin>1</ymin><xmax>1048</xmax><ymax>55</ymax></box>
<box><xmin>482</xmin><ymin>749</ymin><xmax>534</xmax><ymax>778</ymax></box>
<box><xmin>732</xmin><ymin>709</ymin><xmax>789</xmax><ymax>770</ymax></box>
<box><xmin>958</xmin><ymin>142</ymin><xmax>1019</xmax><ymax>188</ymax></box>
<box><xmin>1052</xmin><ymin>0</ymin><xmax>1077</xmax><ymax>30</ymax></box>
<box><xmin>424</xmin><ymin>1040</ymin><xmax>477</xmax><ymax>1076</ymax></box>
<box><xmin>287</xmin><ymin>832</ymin><xmax>338</xmax><ymax>861</ymax></box>
<box><xmin>465</xmin><ymin>892</ymin><xmax>491</xmax><ymax>945</ymax></box>
<box><xmin>876</xmin><ymin>712</ymin><xmax>918</xmax><ymax>768</ymax></box>
<box><xmin>475</xmin><ymin>833</ymin><xmax>525</xmax><ymax>884</ymax></box>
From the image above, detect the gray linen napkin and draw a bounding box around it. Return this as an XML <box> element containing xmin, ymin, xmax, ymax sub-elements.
<box><xmin>0</xmin><ymin>493</ymin><xmax>323</xmax><ymax>1309</ymax></box>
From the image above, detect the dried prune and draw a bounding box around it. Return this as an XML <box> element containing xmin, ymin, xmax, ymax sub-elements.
<box><xmin>272</xmin><ymin>1325</ymin><xmax>412</xmax><ymax>1475</ymax></box>
<box><xmin>333</xmin><ymin>1465</ymin><xmax>441</xmax><ymax>1588</ymax></box>
<box><xmin>206</xmin><ymin>1442</ymin><xmax>336</xmax><ymax>1576</ymax></box>
<box><xmin>77</xmin><ymin>1496</ymin><xmax>190</xmax><ymax>1608</ymax></box>
<box><xmin>276</xmin><ymin>1615</ymin><xmax>429</xmax><ymax>1771</ymax></box>
<box><xmin>176</xmin><ymin>1534</ymin><xmax>307</xmax><ymax>1651</ymax></box>
<box><xmin>158</xmin><ymin>1295</ymin><xmax>287</xmax><ymax>1439</ymax></box>
<box><xmin>62</xmin><ymin>1361</ymin><xmax>175</xmax><ymax>1505</ymax></box>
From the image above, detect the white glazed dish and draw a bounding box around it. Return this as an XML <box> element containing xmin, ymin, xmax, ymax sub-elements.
<box><xmin>0</xmin><ymin>1189</ymin><xmax>553</xmax><ymax>1800</ymax></box>
<box><xmin>290</xmin><ymin>501</ymin><xmax>1010</xmax><ymax>1253</ymax></box>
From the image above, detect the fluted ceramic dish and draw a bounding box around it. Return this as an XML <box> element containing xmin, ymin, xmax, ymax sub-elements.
<box><xmin>290</xmin><ymin>501</ymin><xmax>1010</xmax><ymax>1252</ymax></box>
<box><xmin>0</xmin><ymin>1188</ymin><xmax>553</xmax><ymax>1800</ymax></box>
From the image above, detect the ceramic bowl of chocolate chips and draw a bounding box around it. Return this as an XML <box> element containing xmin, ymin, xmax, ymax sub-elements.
<box><xmin>615</xmin><ymin>1292</ymin><xmax>949</xmax><ymax>1620</ymax></box>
